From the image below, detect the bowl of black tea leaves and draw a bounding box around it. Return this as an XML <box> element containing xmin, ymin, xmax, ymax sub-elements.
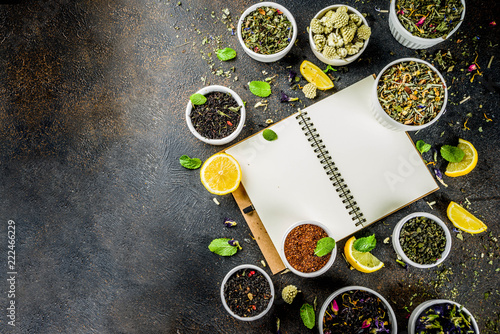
<box><xmin>186</xmin><ymin>85</ymin><xmax>246</xmax><ymax>145</ymax></box>
<box><xmin>392</xmin><ymin>212</ymin><xmax>452</xmax><ymax>269</ymax></box>
<box><xmin>408</xmin><ymin>299</ymin><xmax>479</xmax><ymax>334</ymax></box>
<box><xmin>220</xmin><ymin>264</ymin><xmax>274</xmax><ymax>321</ymax></box>
<box><xmin>319</xmin><ymin>286</ymin><xmax>397</xmax><ymax>334</ymax></box>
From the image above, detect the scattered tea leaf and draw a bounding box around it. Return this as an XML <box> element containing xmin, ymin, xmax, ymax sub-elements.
<box><xmin>216</xmin><ymin>47</ymin><xmax>237</xmax><ymax>61</ymax></box>
<box><xmin>249</xmin><ymin>81</ymin><xmax>271</xmax><ymax>97</ymax></box>
<box><xmin>416</xmin><ymin>140</ymin><xmax>431</xmax><ymax>154</ymax></box>
<box><xmin>300</xmin><ymin>303</ymin><xmax>315</xmax><ymax>329</ymax></box>
<box><xmin>208</xmin><ymin>238</ymin><xmax>238</xmax><ymax>256</ymax></box>
<box><xmin>314</xmin><ymin>237</ymin><xmax>336</xmax><ymax>257</ymax></box>
<box><xmin>323</xmin><ymin>65</ymin><xmax>337</xmax><ymax>73</ymax></box>
<box><xmin>353</xmin><ymin>234</ymin><xmax>376</xmax><ymax>253</ymax></box>
<box><xmin>441</xmin><ymin>145</ymin><xmax>465</xmax><ymax>162</ymax></box>
<box><xmin>263</xmin><ymin>129</ymin><xmax>278</xmax><ymax>141</ymax></box>
<box><xmin>190</xmin><ymin>93</ymin><xmax>207</xmax><ymax>105</ymax></box>
<box><xmin>179</xmin><ymin>155</ymin><xmax>202</xmax><ymax>169</ymax></box>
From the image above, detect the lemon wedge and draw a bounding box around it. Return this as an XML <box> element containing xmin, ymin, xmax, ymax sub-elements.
<box><xmin>344</xmin><ymin>236</ymin><xmax>384</xmax><ymax>273</ymax></box>
<box><xmin>445</xmin><ymin>139</ymin><xmax>478</xmax><ymax>177</ymax></box>
<box><xmin>299</xmin><ymin>60</ymin><xmax>334</xmax><ymax>91</ymax></box>
<box><xmin>447</xmin><ymin>201</ymin><xmax>487</xmax><ymax>234</ymax></box>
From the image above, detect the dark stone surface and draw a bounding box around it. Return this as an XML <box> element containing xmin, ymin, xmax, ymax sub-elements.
<box><xmin>0</xmin><ymin>1</ymin><xmax>499</xmax><ymax>333</ymax></box>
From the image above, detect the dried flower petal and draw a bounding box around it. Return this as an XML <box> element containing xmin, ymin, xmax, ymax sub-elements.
<box><xmin>490</xmin><ymin>21</ymin><xmax>497</xmax><ymax>27</ymax></box>
<box><xmin>468</xmin><ymin>64</ymin><xmax>477</xmax><ymax>72</ymax></box>
<box><xmin>416</xmin><ymin>16</ymin><xmax>426</xmax><ymax>27</ymax></box>
<box><xmin>224</xmin><ymin>218</ymin><xmax>237</xmax><ymax>227</ymax></box>
<box><xmin>331</xmin><ymin>299</ymin><xmax>339</xmax><ymax>313</ymax></box>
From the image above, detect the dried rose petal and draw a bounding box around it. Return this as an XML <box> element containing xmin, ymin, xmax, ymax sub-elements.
<box><xmin>468</xmin><ymin>64</ymin><xmax>477</xmax><ymax>72</ymax></box>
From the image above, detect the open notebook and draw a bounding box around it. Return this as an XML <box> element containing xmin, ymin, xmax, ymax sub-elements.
<box><xmin>226</xmin><ymin>76</ymin><xmax>438</xmax><ymax>274</ymax></box>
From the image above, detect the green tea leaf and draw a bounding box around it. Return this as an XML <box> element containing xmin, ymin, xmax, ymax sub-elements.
<box><xmin>323</xmin><ymin>65</ymin><xmax>337</xmax><ymax>73</ymax></box>
<box><xmin>300</xmin><ymin>303</ymin><xmax>315</xmax><ymax>329</ymax></box>
<box><xmin>416</xmin><ymin>140</ymin><xmax>431</xmax><ymax>154</ymax></box>
<box><xmin>263</xmin><ymin>129</ymin><xmax>278</xmax><ymax>141</ymax></box>
<box><xmin>190</xmin><ymin>93</ymin><xmax>207</xmax><ymax>105</ymax></box>
<box><xmin>249</xmin><ymin>81</ymin><xmax>271</xmax><ymax>97</ymax></box>
<box><xmin>216</xmin><ymin>47</ymin><xmax>237</xmax><ymax>61</ymax></box>
<box><xmin>208</xmin><ymin>238</ymin><xmax>238</xmax><ymax>256</ymax></box>
<box><xmin>179</xmin><ymin>155</ymin><xmax>202</xmax><ymax>169</ymax></box>
<box><xmin>314</xmin><ymin>237</ymin><xmax>336</xmax><ymax>257</ymax></box>
<box><xmin>440</xmin><ymin>145</ymin><xmax>465</xmax><ymax>162</ymax></box>
<box><xmin>353</xmin><ymin>234</ymin><xmax>376</xmax><ymax>253</ymax></box>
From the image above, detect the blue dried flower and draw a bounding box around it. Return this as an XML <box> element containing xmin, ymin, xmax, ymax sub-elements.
<box><xmin>280</xmin><ymin>91</ymin><xmax>299</xmax><ymax>103</ymax></box>
<box><xmin>288</xmin><ymin>70</ymin><xmax>297</xmax><ymax>82</ymax></box>
<box><xmin>228</xmin><ymin>239</ymin><xmax>242</xmax><ymax>250</ymax></box>
<box><xmin>224</xmin><ymin>218</ymin><xmax>237</xmax><ymax>227</ymax></box>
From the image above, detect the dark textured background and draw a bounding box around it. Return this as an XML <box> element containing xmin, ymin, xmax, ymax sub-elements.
<box><xmin>0</xmin><ymin>0</ymin><xmax>499</xmax><ymax>333</ymax></box>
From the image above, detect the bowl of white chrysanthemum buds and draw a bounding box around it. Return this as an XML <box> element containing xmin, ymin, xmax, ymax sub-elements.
<box><xmin>309</xmin><ymin>5</ymin><xmax>371</xmax><ymax>66</ymax></box>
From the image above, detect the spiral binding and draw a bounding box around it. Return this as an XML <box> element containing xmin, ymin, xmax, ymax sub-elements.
<box><xmin>296</xmin><ymin>110</ymin><xmax>367</xmax><ymax>226</ymax></box>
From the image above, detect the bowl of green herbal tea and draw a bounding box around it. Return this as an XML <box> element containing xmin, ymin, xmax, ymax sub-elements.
<box><xmin>408</xmin><ymin>299</ymin><xmax>479</xmax><ymax>334</ymax></box>
<box><xmin>389</xmin><ymin>0</ymin><xmax>465</xmax><ymax>49</ymax></box>
<box><xmin>392</xmin><ymin>212</ymin><xmax>452</xmax><ymax>269</ymax></box>
<box><xmin>373</xmin><ymin>58</ymin><xmax>448</xmax><ymax>131</ymax></box>
<box><xmin>237</xmin><ymin>2</ymin><xmax>297</xmax><ymax>63</ymax></box>
<box><xmin>281</xmin><ymin>221</ymin><xmax>336</xmax><ymax>278</ymax></box>
<box><xmin>186</xmin><ymin>85</ymin><xmax>245</xmax><ymax>145</ymax></box>
<box><xmin>319</xmin><ymin>286</ymin><xmax>397</xmax><ymax>334</ymax></box>
<box><xmin>220</xmin><ymin>264</ymin><xmax>274</xmax><ymax>321</ymax></box>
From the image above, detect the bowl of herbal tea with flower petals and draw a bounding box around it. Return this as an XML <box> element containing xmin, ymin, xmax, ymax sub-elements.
<box><xmin>372</xmin><ymin>58</ymin><xmax>447</xmax><ymax>131</ymax></box>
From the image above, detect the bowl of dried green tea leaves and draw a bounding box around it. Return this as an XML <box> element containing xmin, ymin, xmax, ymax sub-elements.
<box><xmin>392</xmin><ymin>212</ymin><xmax>452</xmax><ymax>269</ymax></box>
<box><xmin>237</xmin><ymin>2</ymin><xmax>297</xmax><ymax>62</ymax></box>
<box><xmin>309</xmin><ymin>4</ymin><xmax>372</xmax><ymax>66</ymax></box>
<box><xmin>389</xmin><ymin>0</ymin><xmax>466</xmax><ymax>49</ymax></box>
<box><xmin>372</xmin><ymin>58</ymin><xmax>448</xmax><ymax>131</ymax></box>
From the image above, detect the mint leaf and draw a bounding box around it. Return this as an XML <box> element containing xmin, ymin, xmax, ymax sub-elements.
<box><xmin>440</xmin><ymin>145</ymin><xmax>465</xmax><ymax>162</ymax></box>
<box><xmin>190</xmin><ymin>93</ymin><xmax>207</xmax><ymax>105</ymax></box>
<box><xmin>263</xmin><ymin>129</ymin><xmax>278</xmax><ymax>141</ymax></box>
<box><xmin>314</xmin><ymin>237</ymin><xmax>336</xmax><ymax>257</ymax></box>
<box><xmin>416</xmin><ymin>140</ymin><xmax>431</xmax><ymax>154</ymax></box>
<box><xmin>249</xmin><ymin>81</ymin><xmax>271</xmax><ymax>97</ymax></box>
<box><xmin>300</xmin><ymin>303</ymin><xmax>315</xmax><ymax>329</ymax></box>
<box><xmin>353</xmin><ymin>234</ymin><xmax>376</xmax><ymax>253</ymax></box>
<box><xmin>216</xmin><ymin>47</ymin><xmax>236</xmax><ymax>61</ymax></box>
<box><xmin>323</xmin><ymin>65</ymin><xmax>337</xmax><ymax>73</ymax></box>
<box><xmin>208</xmin><ymin>238</ymin><xmax>238</xmax><ymax>256</ymax></box>
<box><xmin>179</xmin><ymin>155</ymin><xmax>202</xmax><ymax>169</ymax></box>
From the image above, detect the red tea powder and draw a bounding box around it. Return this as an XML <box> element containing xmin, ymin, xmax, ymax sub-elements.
<box><xmin>284</xmin><ymin>224</ymin><xmax>331</xmax><ymax>273</ymax></box>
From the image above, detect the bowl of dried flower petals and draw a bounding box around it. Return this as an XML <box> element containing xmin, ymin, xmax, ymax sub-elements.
<box><xmin>309</xmin><ymin>5</ymin><xmax>371</xmax><ymax>66</ymax></box>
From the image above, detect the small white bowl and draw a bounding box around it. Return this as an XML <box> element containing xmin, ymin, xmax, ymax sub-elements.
<box><xmin>389</xmin><ymin>0</ymin><xmax>466</xmax><ymax>49</ymax></box>
<box><xmin>392</xmin><ymin>212</ymin><xmax>452</xmax><ymax>269</ymax></box>
<box><xmin>319</xmin><ymin>286</ymin><xmax>398</xmax><ymax>334</ymax></box>
<box><xmin>185</xmin><ymin>85</ymin><xmax>246</xmax><ymax>145</ymax></box>
<box><xmin>309</xmin><ymin>5</ymin><xmax>370</xmax><ymax>66</ymax></box>
<box><xmin>372</xmin><ymin>57</ymin><xmax>448</xmax><ymax>131</ymax></box>
<box><xmin>281</xmin><ymin>221</ymin><xmax>336</xmax><ymax>278</ymax></box>
<box><xmin>220</xmin><ymin>264</ymin><xmax>275</xmax><ymax>321</ymax></box>
<box><xmin>408</xmin><ymin>299</ymin><xmax>479</xmax><ymax>334</ymax></box>
<box><xmin>237</xmin><ymin>2</ymin><xmax>297</xmax><ymax>63</ymax></box>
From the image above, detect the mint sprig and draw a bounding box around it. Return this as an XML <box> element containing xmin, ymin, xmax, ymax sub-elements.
<box><xmin>300</xmin><ymin>303</ymin><xmax>315</xmax><ymax>329</ymax></box>
<box><xmin>440</xmin><ymin>145</ymin><xmax>465</xmax><ymax>162</ymax></box>
<box><xmin>314</xmin><ymin>237</ymin><xmax>336</xmax><ymax>257</ymax></box>
<box><xmin>249</xmin><ymin>81</ymin><xmax>271</xmax><ymax>97</ymax></box>
<box><xmin>416</xmin><ymin>140</ymin><xmax>431</xmax><ymax>154</ymax></box>
<box><xmin>190</xmin><ymin>93</ymin><xmax>207</xmax><ymax>105</ymax></box>
<box><xmin>216</xmin><ymin>47</ymin><xmax>237</xmax><ymax>61</ymax></box>
<box><xmin>208</xmin><ymin>238</ymin><xmax>239</xmax><ymax>256</ymax></box>
<box><xmin>353</xmin><ymin>234</ymin><xmax>376</xmax><ymax>253</ymax></box>
<box><xmin>263</xmin><ymin>129</ymin><xmax>278</xmax><ymax>141</ymax></box>
<box><xmin>179</xmin><ymin>155</ymin><xmax>202</xmax><ymax>169</ymax></box>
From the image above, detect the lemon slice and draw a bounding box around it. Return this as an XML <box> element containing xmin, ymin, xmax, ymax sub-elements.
<box><xmin>445</xmin><ymin>139</ymin><xmax>478</xmax><ymax>177</ymax></box>
<box><xmin>344</xmin><ymin>236</ymin><xmax>384</xmax><ymax>273</ymax></box>
<box><xmin>447</xmin><ymin>201</ymin><xmax>487</xmax><ymax>234</ymax></box>
<box><xmin>299</xmin><ymin>60</ymin><xmax>334</xmax><ymax>91</ymax></box>
<box><xmin>200</xmin><ymin>153</ymin><xmax>242</xmax><ymax>195</ymax></box>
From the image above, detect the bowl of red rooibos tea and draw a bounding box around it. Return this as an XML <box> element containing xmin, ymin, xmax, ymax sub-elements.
<box><xmin>186</xmin><ymin>85</ymin><xmax>246</xmax><ymax>145</ymax></box>
<box><xmin>220</xmin><ymin>264</ymin><xmax>274</xmax><ymax>321</ymax></box>
<box><xmin>281</xmin><ymin>221</ymin><xmax>336</xmax><ymax>278</ymax></box>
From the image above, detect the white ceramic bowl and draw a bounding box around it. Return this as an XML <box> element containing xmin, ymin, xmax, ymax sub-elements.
<box><xmin>185</xmin><ymin>85</ymin><xmax>246</xmax><ymax>145</ymax></box>
<box><xmin>319</xmin><ymin>286</ymin><xmax>398</xmax><ymax>334</ymax></box>
<box><xmin>237</xmin><ymin>2</ymin><xmax>297</xmax><ymax>63</ymax></box>
<box><xmin>389</xmin><ymin>0</ymin><xmax>466</xmax><ymax>49</ymax></box>
<box><xmin>281</xmin><ymin>221</ymin><xmax>336</xmax><ymax>278</ymax></box>
<box><xmin>309</xmin><ymin>5</ymin><xmax>370</xmax><ymax>66</ymax></box>
<box><xmin>392</xmin><ymin>212</ymin><xmax>452</xmax><ymax>269</ymax></box>
<box><xmin>220</xmin><ymin>264</ymin><xmax>275</xmax><ymax>321</ymax></box>
<box><xmin>372</xmin><ymin>57</ymin><xmax>448</xmax><ymax>131</ymax></box>
<box><xmin>408</xmin><ymin>299</ymin><xmax>479</xmax><ymax>334</ymax></box>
